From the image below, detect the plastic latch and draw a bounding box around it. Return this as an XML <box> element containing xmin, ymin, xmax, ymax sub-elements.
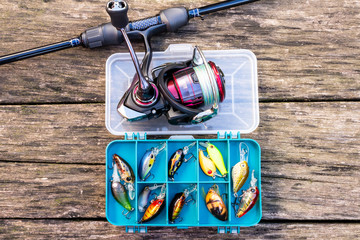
<box><xmin>177</xmin><ymin>226</ymin><xmax>189</xmax><ymax>229</ymax></box>
<box><xmin>138</xmin><ymin>226</ymin><xmax>147</xmax><ymax>233</ymax></box>
<box><xmin>126</xmin><ymin>226</ymin><xmax>135</xmax><ymax>233</ymax></box>
<box><xmin>125</xmin><ymin>133</ymin><xmax>147</xmax><ymax>140</ymax></box>
<box><xmin>125</xmin><ymin>226</ymin><xmax>147</xmax><ymax>233</ymax></box>
<box><xmin>169</xmin><ymin>135</ymin><xmax>195</xmax><ymax>140</ymax></box>
<box><xmin>217</xmin><ymin>131</ymin><xmax>241</xmax><ymax>139</ymax></box>
<box><xmin>231</xmin><ymin>227</ymin><xmax>240</xmax><ymax>234</ymax></box>
<box><xmin>218</xmin><ymin>227</ymin><xmax>240</xmax><ymax>234</ymax></box>
<box><xmin>165</xmin><ymin>44</ymin><xmax>194</xmax><ymax>54</ymax></box>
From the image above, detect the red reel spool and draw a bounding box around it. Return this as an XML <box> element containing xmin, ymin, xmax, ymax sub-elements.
<box><xmin>167</xmin><ymin>61</ymin><xmax>225</xmax><ymax>107</ymax></box>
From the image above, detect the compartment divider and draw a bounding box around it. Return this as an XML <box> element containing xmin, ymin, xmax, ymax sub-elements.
<box><xmin>135</xmin><ymin>140</ymin><xmax>138</xmax><ymax>223</ymax></box>
<box><xmin>227</xmin><ymin>139</ymin><xmax>232</xmax><ymax>223</ymax></box>
<box><xmin>196</xmin><ymin>140</ymin><xmax>200</xmax><ymax>225</ymax></box>
<box><xmin>196</xmin><ymin>140</ymin><xmax>199</xmax><ymax>183</ymax></box>
<box><xmin>196</xmin><ymin>182</ymin><xmax>201</xmax><ymax>226</ymax></box>
<box><xmin>165</xmin><ymin>140</ymin><xmax>169</xmax><ymax>225</ymax></box>
<box><xmin>165</xmin><ymin>182</ymin><xmax>169</xmax><ymax>225</ymax></box>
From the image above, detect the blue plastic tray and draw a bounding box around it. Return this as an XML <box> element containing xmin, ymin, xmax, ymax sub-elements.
<box><xmin>105</xmin><ymin>134</ymin><xmax>262</xmax><ymax>233</ymax></box>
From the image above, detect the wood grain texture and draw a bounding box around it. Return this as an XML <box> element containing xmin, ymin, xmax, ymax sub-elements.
<box><xmin>0</xmin><ymin>220</ymin><xmax>359</xmax><ymax>239</ymax></box>
<box><xmin>1</xmin><ymin>102</ymin><xmax>358</xmax><ymax>165</ymax></box>
<box><xmin>0</xmin><ymin>102</ymin><xmax>359</xmax><ymax>220</ymax></box>
<box><xmin>0</xmin><ymin>0</ymin><xmax>359</xmax><ymax>104</ymax></box>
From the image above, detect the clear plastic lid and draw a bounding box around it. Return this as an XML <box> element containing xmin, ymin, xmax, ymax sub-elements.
<box><xmin>105</xmin><ymin>44</ymin><xmax>259</xmax><ymax>136</ymax></box>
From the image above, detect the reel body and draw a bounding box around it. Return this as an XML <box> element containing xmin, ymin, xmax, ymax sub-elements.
<box><xmin>118</xmin><ymin>47</ymin><xmax>226</xmax><ymax>125</ymax></box>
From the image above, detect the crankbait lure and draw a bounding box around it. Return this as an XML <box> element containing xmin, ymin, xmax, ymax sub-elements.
<box><xmin>138</xmin><ymin>142</ymin><xmax>166</xmax><ymax>181</ymax></box>
<box><xmin>113</xmin><ymin>154</ymin><xmax>135</xmax><ymax>200</ymax></box>
<box><xmin>203</xmin><ymin>184</ymin><xmax>228</xmax><ymax>221</ymax></box>
<box><xmin>198</xmin><ymin>149</ymin><xmax>224</xmax><ymax>179</ymax></box>
<box><xmin>168</xmin><ymin>142</ymin><xmax>196</xmax><ymax>181</ymax></box>
<box><xmin>234</xmin><ymin>170</ymin><xmax>259</xmax><ymax>218</ymax></box>
<box><xmin>199</xmin><ymin>142</ymin><xmax>227</xmax><ymax>177</ymax></box>
<box><xmin>231</xmin><ymin>143</ymin><xmax>250</xmax><ymax>196</ymax></box>
<box><xmin>139</xmin><ymin>184</ymin><xmax>166</xmax><ymax>223</ymax></box>
<box><xmin>138</xmin><ymin>184</ymin><xmax>164</xmax><ymax>213</ymax></box>
<box><xmin>110</xmin><ymin>164</ymin><xmax>134</xmax><ymax>218</ymax></box>
<box><xmin>168</xmin><ymin>184</ymin><xmax>197</xmax><ymax>223</ymax></box>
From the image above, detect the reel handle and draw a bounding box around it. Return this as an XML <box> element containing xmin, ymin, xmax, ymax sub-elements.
<box><xmin>106</xmin><ymin>0</ymin><xmax>155</xmax><ymax>102</ymax></box>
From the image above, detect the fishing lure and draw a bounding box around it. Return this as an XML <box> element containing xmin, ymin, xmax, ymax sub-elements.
<box><xmin>231</xmin><ymin>143</ymin><xmax>250</xmax><ymax>196</ymax></box>
<box><xmin>113</xmin><ymin>154</ymin><xmax>135</xmax><ymax>200</ymax></box>
<box><xmin>203</xmin><ymin>184</ymin><xmax>228</xmax><ymax>221</ymax></box>
<box><xmin>234</xmin><ymin>170</ymin><xmax>259</xmax><ymax>218</ymax></box>
<box><xmin>138</xmin><ymin>184</ymin><xmax>164</xmax><ymax>213</ymax></box>
<box><xmin>168</xmin><ymin>142</ymin><xmax>196</xmax><ymax>181</ymax></box>
<box><xmin>139</xmin><ymin>184</ymin><xmax>166</xmax><ymax>223</ymax></box>
<box><xmin>198</xmin><ymin>149</ymin><xmax>224</xmax><ymax>179</ymax></box>
<box><xmin>138</xmin><ymin>142</ymin><xmax>166</xmax><ymax>181</ymax></box>
<box><xmin>168</xmin><ymin>185</ymin><xmax>197</xmax><ymax>223</ymax></box>
<box><xmin>199</xmin><ymin>142</ymin><xmax>228</xmax><ymax>177</ymax></box>
<box><xmin>111</xmin><ymin>164</ymin><xmax>134</xmax><ymax>218</ymax></box>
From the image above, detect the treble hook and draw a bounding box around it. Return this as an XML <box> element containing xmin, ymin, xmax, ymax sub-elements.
<box><xmin>122</xmin><ymin>208</ymin><xmax>134</xmax><ymax>219</ymax></box>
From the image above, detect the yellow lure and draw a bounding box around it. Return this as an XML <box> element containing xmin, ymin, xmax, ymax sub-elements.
<box><xmin>199</xmin><ymin>149</ymin><xmax>217</xmax><ymax>178</ymax></box>
<box><xmin>202</xmin><ymin>142</ymin><xmax>228</xmax><ymax>176</ymax></box>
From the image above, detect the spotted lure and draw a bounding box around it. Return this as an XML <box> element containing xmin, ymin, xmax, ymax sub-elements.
<box><xmin>234</xmin><ymin>170</ymin><xmax>259</xmax><ymax>218</ymax></box>
<box><xmin>113</xmin><ymin>154</ymin><xmax>135</xmax><ymax>200</ymax></box>
<box><xmin>231</xmin><ymin>143</ymin><xmax>250</xmax><ymax>196</ymax></box>
<box><xmin>110</xmin><ymin>164</ymin><xmax>134</xmax><ymax>218</ymax></box>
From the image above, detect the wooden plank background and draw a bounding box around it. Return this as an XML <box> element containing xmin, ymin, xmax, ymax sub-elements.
<box><xmin>0</xmin><ymin>0</ymin><xmax>359</xmax><ymax>239</ymax></box>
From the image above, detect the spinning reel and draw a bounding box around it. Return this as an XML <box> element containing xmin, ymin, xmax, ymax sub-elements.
<box><xmin>106</xmin><ymin>1</ymin><xmax>226</xmax><ymax>125</ymax></box>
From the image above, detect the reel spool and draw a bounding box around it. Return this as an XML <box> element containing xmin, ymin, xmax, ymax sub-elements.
<box><xmin>155</xmin><ymin>47</ymin><xmax>226</xmax><ymax>125</ymax></box>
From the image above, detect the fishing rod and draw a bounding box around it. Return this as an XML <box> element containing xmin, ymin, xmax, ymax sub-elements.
<box><xmin>0</xmin><ymin>0</ymin><xmax>258</xmax><ymax>66</ymax></box>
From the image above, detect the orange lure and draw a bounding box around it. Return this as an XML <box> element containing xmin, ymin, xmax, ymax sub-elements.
<box><xmin>139</xmin><ymin>199</ymin><xmax>165</xmax><ymax>223</ymax></box>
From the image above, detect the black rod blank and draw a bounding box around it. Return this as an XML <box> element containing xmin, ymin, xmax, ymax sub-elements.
<box><xmin>196</xmin><ymin>0</ymin><xmax>258</xmax><ymax>16</ymax></box>
<box><xmin>0</xmin><ymin>38</ymin><xmax>81</xmax><ymax>66</ymax></box>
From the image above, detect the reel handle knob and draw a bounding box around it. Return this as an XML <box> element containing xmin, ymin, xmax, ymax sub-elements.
<box><xmin>106</xmin><ymin>0</ymin><xmax>129</xmax><ymax>29</ymax></box>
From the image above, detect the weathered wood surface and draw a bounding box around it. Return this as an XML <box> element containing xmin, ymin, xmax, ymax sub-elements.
<box><xmin>1</xmin><ymin>220</ymin><xmax>359</xmax><ymax>240</ymax></box>
<box><xmin>0</xmin><ymin>103</ymin><xmax>359</xmax><ymax>220</ymax></box>
<box><xmin>0</xmin><ymin>0</ymin><xmax>359</xmax><ymax>238</ymax></box>
<box><xmin>0</xmin><ymin>0</ymin><xmax>359</xmax><ymax>104</ymax></box>
<box><xmin>1</xmin><ymin>102</ymin><xmax>359</xmax><ymax>165</ymax></box>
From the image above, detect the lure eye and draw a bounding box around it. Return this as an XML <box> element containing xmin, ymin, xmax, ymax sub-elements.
<box><xmin>241</xmin><ymin>164</ymin><xmax>245</xmax><ymax>167</ymax></box>
<box><xmin>149</xmin><ymin>164</ymin><xmax>152</xmax><ymax>167</ymax></box>
<box><xmin>150</xmin><ymin>154</ymin><xmax>154</xmax><ymax>158</ymax></box>
<box><xmin>208</xmin><ymin>170</ymin><xmax>212</xmax><ymax>174</ymax></box>
<box><xmin>251</xmin><ymin>189</ymin><xmax>255</xmax><ymax>193</ymax></box>
<box><xmin>126</xmin><ymin>177</ymin><xmax>131</xmax><ymax>181</ymax></box>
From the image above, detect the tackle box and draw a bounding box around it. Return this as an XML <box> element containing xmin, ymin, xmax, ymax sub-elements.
<box><xmin>105</xmin><ymin>44</ymin><xmax>261</xmax><ymax>233</ymax></box>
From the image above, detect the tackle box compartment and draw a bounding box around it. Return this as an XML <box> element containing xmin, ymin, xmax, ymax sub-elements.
<box><xmin>105</xmin><ymin>44</ymin><xmax>261</xmax><ymax>233</ymax></box>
